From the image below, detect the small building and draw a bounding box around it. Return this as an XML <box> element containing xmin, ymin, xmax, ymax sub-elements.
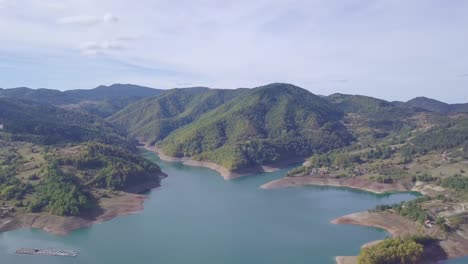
<box><xmin>0</xmin><ymin>123</ymin><xmax>3</xmax><ymax>130</ymax></box>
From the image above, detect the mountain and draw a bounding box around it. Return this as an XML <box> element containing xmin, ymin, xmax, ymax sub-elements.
<box><xmin>325</xmin><ymin>93</ymin><xmax>421</xmax><ymax>135</ymax></box>
<box><xmin>405</xmin><ymin>97</ymin><xmax>452</xmax><ymax>114</ymax></box>
<box><xmin>0</xmin><ymin>97</ymin><xmax>165</xmax><ymax>217</ymax></box>
<box><xmin>109</xmin><ymin>87</ymin><xmax>249</xmax><ymax>145</ymax></box>
<box><xmin>0</xmin><ymin>84</ymin><xmax>164</xmax><ymax>117</ymax></box>
<box><xmin>405</xmin><ymin>97</ymin><xmax>468</xmax><ymax>114</ymax></box>
<box><xmin>153</xmin><ymin>83</ymin><xmax>353</xmax><ymax>171</ymax></box>
<box><xmin>326</xmin><ymin>93</ymin><xmax>415</xmax><ymax>119</ymax></box>
<box><xmin>0</xmin><ymin>97</ymin><xmax>131</xmax><ymax>147</ymax></box>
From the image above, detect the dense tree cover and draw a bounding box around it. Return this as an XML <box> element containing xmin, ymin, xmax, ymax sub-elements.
<box><xmin>55</xmin><ymin>143</ymin><xmax>163</xmax><ymax>190</ymax></box>
<box><xmin>30</xmin><ymin>163</ymin><xmax>91</xmax><ymax>216</ymax></box>
<box><xmin>441</xmin><ymin>175</ymin><xmax>468</xmax><ymax>191</ymax></box>
<box><xmin>0</xmin><ymin>98</ymin><xmax>131</xmax><ymax>147</ymax></box>
<box><xmin>326</xmin><ymin>93</ymin><xmax>418</xmax><ymax>133</ymax></box>
<box><xmin>364</xmin><ymin>146</ymin><xmax>395</xmax><ymax>160</ymax></box>
<box><xmin>357</xmin><ymin>238</ymin><xmax>424</xmax><ymax>264</ymax></box>
<box><xmin>156</xmin><ymin>84</ymin><xmax>353</xmax><ymax>170</ymax></box>
<box><xmin>287</xmin><ymin>145</ymin><xmax>399</xmax><ymax>178</ymax></box>
<box><xmin>0</xmin><ymin>142</ymin><xmax>164</xmax><ymax>217</ymax></box>
<box><xmin>406</xmin><ymin>97</ymin><xmax>452</xmax><ymax>114</ymax></box>
<box><xmin>411</xmin><ymin>173</ymin><xmax>436</xmax><ymax>183</ymax></box>
<box><xmin>327</xmin><ymin>94</ymin><xmax>415</xmax><ymax>121</ymax></box>
<box><xmin>0</xmin><ymin>165</ymin><xmax>32</xmax><ymax>200</ymax></box>
<box><xmin>406</xmin><ymin>97</ymin><xmax>468</xmax><ymax>114</ymax></box>
<box><xmin>370</xmin><ymin>196</ymin><xmax>431</xmax><ymax>224</ymax></box>
<box><xmin>0</xmin><ymin>84</ymin><xmax>163</xmax><ymax>117</ymax></box>
<box><xmin>287</xmin><ymin>150</ymin><xmax>362</xmax><ymax>177</ymax></box>
<box><xmin>402</xmin><ymin>120</ymin><xmax>468</xmax><ymax>160</ymax></box>
<box><xmin>109</xmin><ymin>87</ymin><xmax>249</xmax><ymax>144</ymax></box>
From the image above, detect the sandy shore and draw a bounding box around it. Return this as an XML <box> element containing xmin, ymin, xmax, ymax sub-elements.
<box><xmin>332</xmin><ymin>211</ymin><xmax>468</xmax><ymax>263</ymax></box>
<box><xmin>260</xmin><ymin>175</ymin><xmax>409</xmax><ymax>194</ymax></box>
<box><xmin>143</xmin><ymin>145</ymin><xmax>301</xmax><ymax>180</ymax></box>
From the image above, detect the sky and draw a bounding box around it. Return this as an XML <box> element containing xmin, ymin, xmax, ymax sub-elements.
<box><xmin>0</xmin><ymin>0</ymin><xmax>467</xmax><ymax>103</ymax></box>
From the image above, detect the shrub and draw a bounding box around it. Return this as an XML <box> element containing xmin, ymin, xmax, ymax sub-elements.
<box><xmin>358</xmin><ymin>238</ymin><xmax>424</xmax><ymax>264</ymax></box>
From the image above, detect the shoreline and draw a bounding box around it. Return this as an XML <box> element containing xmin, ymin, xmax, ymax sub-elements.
<box><xmin>0</xmin><ymin>177</ymin><xmax>165</xmax><ymax>236</ymax></box>
<box><xmin>332</xmin><ymin>211</ymin><xmax>468</xmax><ymax>264</ymax></box>
<box><xmin>260</xmin><ymin>175</ymin><xmax>410</xmax><ymax>194</ymax></box>
<box><xmin>143</xmin><ymin>144</ymin><xmax>302</xmax><ymax>180</ymax></box>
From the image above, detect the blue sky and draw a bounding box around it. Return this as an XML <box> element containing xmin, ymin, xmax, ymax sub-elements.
<box><xmin>0</xmin><ymin>0</ymin><xmax>467</xmax><ymax>103</ymax></box>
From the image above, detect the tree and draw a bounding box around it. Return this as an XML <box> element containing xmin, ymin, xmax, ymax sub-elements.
<box><xmin>358</xmin><ymin>238</ymin><xmax>424</xmax><ymax>264</ymax></box>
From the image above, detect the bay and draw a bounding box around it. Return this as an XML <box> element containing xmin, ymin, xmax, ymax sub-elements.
<box><xmin>0</xmin><ymin>151</ymin><xmax>423</xmax><ymax>263</ymax></box>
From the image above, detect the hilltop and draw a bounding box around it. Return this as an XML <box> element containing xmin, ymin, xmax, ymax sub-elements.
<box><xmin>111</xmin><ymin>83</ymin><xmax>353</xmax><ymax>175</ymax></box>
<box><xmin>109</xmin><ymin>87</ymin><xmax>248</xmax><ymax>145</ymax></box>
<box><xmin>0</xmin><ymin>84</ymin><xmax>163</xmax><ymax>117</ymax></box>
<box><xmin>405</xmin><ymin>96</ymin><xmax>468</xmax><ymax>114</ymax></box>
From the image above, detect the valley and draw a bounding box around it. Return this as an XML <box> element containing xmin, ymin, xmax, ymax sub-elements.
<box><xmin>1</xmin><ymin>82</ymin><xmax>468</xmax><ymax>263</ymax></box>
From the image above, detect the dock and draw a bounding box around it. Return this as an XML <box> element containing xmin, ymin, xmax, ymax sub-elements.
<box><xmin>16</xmin><ymin>248</ymin><xmax>79</xmax><ymax>257</ymax></box>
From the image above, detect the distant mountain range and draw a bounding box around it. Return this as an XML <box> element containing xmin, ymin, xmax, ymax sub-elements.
<box><xmin>0</xmin><ymin>84</ymin><xmax>164</xmax><ymax>117</ymax></box>
<box><xmin>1</xmin><ymin>82</ymin><xmax>467</xmax><ymax>172</ymax></box>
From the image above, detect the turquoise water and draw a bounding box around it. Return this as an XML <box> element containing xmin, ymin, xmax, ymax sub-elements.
<box><xmin>0</xmin><ymin>151</ymin><xmax>442</xmax><ymax>263</ymax></box>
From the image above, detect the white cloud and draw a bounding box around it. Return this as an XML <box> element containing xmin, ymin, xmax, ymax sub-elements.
<box><xmin>58</xmin><ymin>13</ymin><xmax>118</xmax><ymax>26</ymax></box>
<box><xmin>80</xmin><ymin>40</ymin><xmax>124</xmax><ymax>55</ymax></box>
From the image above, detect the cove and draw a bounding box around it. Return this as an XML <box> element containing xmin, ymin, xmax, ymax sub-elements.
<box><xmin>0</xmin><ymin>151</ymin><xmax>424</xmax><ymax>263</ymax></box>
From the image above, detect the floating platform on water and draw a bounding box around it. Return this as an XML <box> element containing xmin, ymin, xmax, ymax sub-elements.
<box><xmin>16</xmin><ymin>248</ymin><xmax>79</xmax><ymax>257</ymax></box>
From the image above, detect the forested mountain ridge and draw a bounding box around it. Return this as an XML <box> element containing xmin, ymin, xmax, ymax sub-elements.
<box><xmin>0</xmin><ymin>99</ymin><xmax>165</xmax><ymax>218</ymax></box>
<box><xmin>0</xmin><ymin>84</ymin><xmax>164</xmax><ymax>117</ymax></box>
<box><xmin>404</xmin><ymin>96</ymin><xmax>468</xmax><ymax>114</ymax></box>
<box><xmin>0</xmin><ymin>97</ymin><xmax>130</xmax><ymax>147</ymax></box>
<box><xmin>156</xmin><ymin>83</ymin><xmax>353</xmax><ymax>171</ymax></box>
<box><xmin>109</xmin><ymin>83</ymin><xmax>468</xmax><ymax>173</ymax></box>
<box><xmin>109</xmin><ymin>87</ymin><xmax>249</xmax><ymax>145</ymax></box>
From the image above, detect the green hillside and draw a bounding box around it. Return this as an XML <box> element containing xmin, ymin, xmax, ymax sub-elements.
<box><xmin>0</xmin><ymin>98</ymin><xmax>129</xmax><ymax>147</ymax></box>
<box><xmin>158</xmin><ymin>83</ymin><xmax>353</xmax><ymax>170</ymax></box>
<box><xmin>0</xmin><ymin>84</ymin><xmax>164</xmax><ymax>117</ymax></box>
<box><xmin>0</xmin><ymin>98</ymin><xmax>165</xmax><ymax>217</ymax></box>
<box><xmin>327</xmin><ymin>93</ymin><xmax>415</xmax><ymax>119</ymax></box>
<box><xmin>406</xmin><ymin>97</ymin><xmax>452</xmax><ymax>114</ymax></box>
<box><xmin>405</xmin><ymin>96</ymin><xmax>468</xmax><ymax>114</ymax></box>
<box><xmin>109</xmin><ymin>87</ymin><xmax>248</xmax><ymax>144</ymax></box>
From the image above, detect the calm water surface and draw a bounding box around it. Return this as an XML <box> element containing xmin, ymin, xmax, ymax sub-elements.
<box><xmin>0</xmin><ymin>151</ymin><xmax>453</xmax><ymax>263</ymax></box>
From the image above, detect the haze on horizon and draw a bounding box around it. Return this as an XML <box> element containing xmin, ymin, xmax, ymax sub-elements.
<box><xmin>0</xmin><ymin>0</ymin><xmax>467</xmax><ymax>103</ymax></box>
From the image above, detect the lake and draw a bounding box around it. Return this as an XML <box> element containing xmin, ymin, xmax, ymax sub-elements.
<box><xmin>0</xmin><ymin>150</ymin><xmax>460</xmax><ymax>263</ymax></box>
